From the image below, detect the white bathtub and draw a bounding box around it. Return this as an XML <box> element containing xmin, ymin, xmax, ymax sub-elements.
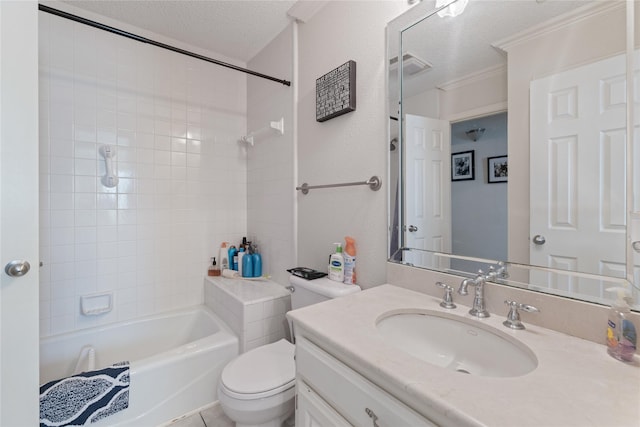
<box><xmin>40</xmin><ymin>305</ymin><xmax>238</xmax><ymax>426</ymax></box>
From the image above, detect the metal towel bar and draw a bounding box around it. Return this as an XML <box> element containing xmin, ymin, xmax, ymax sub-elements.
<box><xmin>296</xmin><ymin>176</ymin><xmax>381</xmax><ymax>195</ymax></box>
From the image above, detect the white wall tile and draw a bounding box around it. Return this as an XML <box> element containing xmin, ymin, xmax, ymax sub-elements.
<box><xmin>49</xmin><ymin>139</ymin><xmax>74</xmax><ymax>158</ymax></box>
<box><xmin>75</xmin><ymin>176</ymin><xmax>96</xmax><ymax>193</ymax></box>
<box><xmin>51</xmin><ymin>156</ymin><xmax>74</xmax><ymax>175</ymax></box>
<box><xmin>245</xmin><ymin>302</ymin><xmax>264</xmax><ymax>324</ymax></box>
<box><xmin>50</xmin><ymin>193</ymin><xmax>74</xmax><ymax>210</ymax></box>
<box><xmin>40</xmin><ymin>14</ymin><xmax>247</xmax><ymax>337</ymax></box>
<box><xmin>75</xmin><ymin>158</ymin><xmax>97</xmax><ymax>176</ymax></box>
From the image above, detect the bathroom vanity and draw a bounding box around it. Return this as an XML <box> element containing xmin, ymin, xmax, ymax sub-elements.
<box><xmin>288</xmin><ymin>285</ymin><xmax>640</xmax><ymax>426</ymax></box>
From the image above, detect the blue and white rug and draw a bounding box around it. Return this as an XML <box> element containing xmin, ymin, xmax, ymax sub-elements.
<box><xmin>40</xmin><ymin>361</ymin><xmax>130</xmax><ymax>426</ymax></box>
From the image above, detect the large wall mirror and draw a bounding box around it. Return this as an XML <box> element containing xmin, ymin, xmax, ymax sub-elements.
<box><xmin>387</xmin><ymin>0</ymin><xmax>640</xmax><ymax>310</ymax></box>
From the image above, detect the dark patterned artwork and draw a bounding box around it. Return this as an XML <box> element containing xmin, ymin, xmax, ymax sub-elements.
<box><xmin>316</xmin><ymin>60</ymin><xmax>356</xmax><ymax>122</ymax></box>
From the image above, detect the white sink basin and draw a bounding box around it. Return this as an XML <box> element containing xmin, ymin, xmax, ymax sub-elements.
<box><xmin>376</xmin><ymin>311</ymin><xmax>537</xmax><ymax>377</ymax></box>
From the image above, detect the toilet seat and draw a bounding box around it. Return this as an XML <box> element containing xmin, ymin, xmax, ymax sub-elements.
<box><xmin>220</xmin><ymin>339</ymin><xmax>295</xmax><ymax>401</ymax></box>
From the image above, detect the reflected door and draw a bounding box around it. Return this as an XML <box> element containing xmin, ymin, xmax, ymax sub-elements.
<box><xmin>530</xmin><ymin>53</ymin><xmax>627</xmax><ymax>297</ymax></box>
<box><xmin>404</xmin><ymin>114</ymin><xmax>451</xmax><ymax>266</ymax></box>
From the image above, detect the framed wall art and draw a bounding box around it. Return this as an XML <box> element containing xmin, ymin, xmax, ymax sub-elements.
<box><xmin>487</xmin><ymin>155</ymin><xmax>508</xmax><ymax>183</ymax></box>
<box><xmin>451</xmin><ymin>150</ymin><xmax>475</xmax><ymax>181</ymax></box>
<box><xmin>316</xmin><ymin>60</ymin><xmax>356</xmax><ymax>122</ymax></box>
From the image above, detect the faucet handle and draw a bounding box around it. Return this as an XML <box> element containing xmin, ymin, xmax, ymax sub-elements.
<box><xmin>435</xmin><ymin>282</ymin><xmax>456</xmax><ymax>309</ymax></box>
<box><xmin>503</xmin><ymin>300</ymin><xmax>540</xmax><ymax>330</ymax></box>
<box><xmin>496</xmin><ymin>261</ymin><xmax>509</xmax><ymax>279</ymax></box>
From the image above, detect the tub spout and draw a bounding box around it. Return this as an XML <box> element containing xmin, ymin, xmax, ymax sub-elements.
<box><xmin>73</xmin><ymin>345</ymin><xmax>96</xmax><ymax>374</ymax></box>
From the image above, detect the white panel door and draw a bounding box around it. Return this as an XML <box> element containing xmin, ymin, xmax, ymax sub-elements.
<box><xmin>530</xmin><ymin>53</ymin><xmax>627</xmax><ymax>297</ymax></box>
<box><xmin>404</xmin><ymin>114</ymin><xmax>451</xmax><ymax>267</ymax></box>
<box><xmin>0</xmin><ymin>1</ymin><xmax>40</xmax><ymax>425</ymax></box>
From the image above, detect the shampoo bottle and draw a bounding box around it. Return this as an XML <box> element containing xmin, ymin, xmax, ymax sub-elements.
<box><xmin>343</xmin><ymin>236</ymin><xmax>357</xmax><ymax>285</ymax></box>
<box><xmin>228</xmin><ymin>246</ymin><xmax>238</xmax><ymax>271</ymax></box>
<box><xmin>219</xmin><ymin>242</ymin><xmax>229</xmax><ymax>270</ymax></box>
<box><xmin>328</xmin><ymin>243</ymin><xmax>345</xmax><ymax>282</ymax></box>
<box><xmin>238</xmin><ymin>248</ymin><xmax>246</xmax><ymax>276</ymax></box>
<box><xmin>606</xmin><ymin>287</ymin><xmax>637</xmax><ymax>362</ymax></box>
<box><xmin>252</xmin><ymin>246</ymin><xmax>262</xmax><ymax>278</ymax></box>
<box><xmin>242</xmin><ymin>248</ymin><xmax>254</xmax><ymax>278</ymax></box>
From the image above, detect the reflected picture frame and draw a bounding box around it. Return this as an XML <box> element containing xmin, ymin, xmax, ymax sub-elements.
<box><xmin>451</xmin><ymin>150</ymin><xmax>475</xmax><ymax>181</ymax></box>
<box><xmin>487</xmin><ymin>155</ymin><xmax>508</xmax><ymax>183</ymax></box>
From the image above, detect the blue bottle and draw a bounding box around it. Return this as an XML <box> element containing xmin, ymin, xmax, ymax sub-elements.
<box><xmin>252</xmin><ymin>249</ymin><xmax>262</xmax><ymax>278</ymax></box>
<box><xmin>242</xmin><ymin>252</ymin><xmax>253</xmax><ymax>278</ymax></box>
<box><xmin>228</xmin><ymin>246</ymin><xmax>238</xmax><ymax>271</ymax></box>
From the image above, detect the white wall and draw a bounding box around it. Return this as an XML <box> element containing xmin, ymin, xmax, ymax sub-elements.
<box><xmin>296</xmin><ymin>1</ymin><xmax>407</xmax><ymax>288</ymax></box>
<box><xmin>247</xmin><ymin>25</ymin><xmax>295</xmax><ymax>286</ymax></box>
<box><xmin>450</xmin><ymin>112</ymin><xmax>508</xmax><ymax>271</ymax></box>
<box><xmin>38</xmin><ymin>11</ymin><xmax>248</xmax><ymax>336</ymax></box>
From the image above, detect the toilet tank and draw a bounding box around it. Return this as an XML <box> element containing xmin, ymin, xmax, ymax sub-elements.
<box><xmin>289</xmin><ymin>275</ymin><xmax>361</xmax><ymax>309</ymax></box>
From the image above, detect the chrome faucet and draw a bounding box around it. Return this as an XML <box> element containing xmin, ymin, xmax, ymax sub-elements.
<box><xmin>458</xmin><ymin>270</ymin><xmax>490</xmax><ymax>318</ymax></box>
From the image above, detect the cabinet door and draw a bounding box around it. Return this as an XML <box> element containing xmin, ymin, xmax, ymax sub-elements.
<box><xmin>296</xmin><ymin>380</ymin><xmax>352</xmax><ymax>427</ymax></box>
<box><xmin>296</xmin><ymin>337</ymin><xmax>436</xmax><ymax>427</ymax></box>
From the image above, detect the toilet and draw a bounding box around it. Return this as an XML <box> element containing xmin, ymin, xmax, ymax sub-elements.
<box><xmin>217</xmin><ymin>275</ymin><xmax>361</xmax><ymax>427</ymax></box>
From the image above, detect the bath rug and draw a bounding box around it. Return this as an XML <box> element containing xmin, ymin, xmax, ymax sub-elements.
<box><xmin>39</xmin><ymin>361</ymin><xmax>130</xmax><ymax>426</ymax></box>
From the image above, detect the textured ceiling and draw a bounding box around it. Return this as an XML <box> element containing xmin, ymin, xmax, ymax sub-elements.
<box><xmin>60</xmin><ymin>0</ymin><xmax>297</xmax><ymax>62</ymax></box>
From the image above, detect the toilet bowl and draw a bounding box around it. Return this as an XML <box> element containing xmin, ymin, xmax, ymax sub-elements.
<box><xmin>217</xmin><ymin>339</ymin><xmax>295</xmax><ymax>427</ymax></box>
<box><xmin>218</xmin><ymin>276</ymin><xmax>361</xmax><ymax>426</ymax></box>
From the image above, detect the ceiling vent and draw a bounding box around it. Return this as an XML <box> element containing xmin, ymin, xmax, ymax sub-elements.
<box><xmin>389</xmin><ymin>52</ymin><xmax>432</xmax><ymax>76</ymax></box>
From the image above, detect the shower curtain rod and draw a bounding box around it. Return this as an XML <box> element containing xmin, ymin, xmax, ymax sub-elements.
<box><xmin>38</xmin><ymin>4</ymin><xmax>292</xmax><ymax>87</ymax></box>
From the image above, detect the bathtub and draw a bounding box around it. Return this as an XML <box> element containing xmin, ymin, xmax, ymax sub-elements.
<box><xmin>40</xmin><ymin>305</ymin><xmax>238</xmax><ymax>426</ymax></box>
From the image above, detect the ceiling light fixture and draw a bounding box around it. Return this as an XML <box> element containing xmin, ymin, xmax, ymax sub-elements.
<box><xmin>436</xmin><ymin>0</ymin><xmax>469</xmax><ymax>18</ymax></box>
<box><xmin>465</xmin><ymin>127</ymin><xmax>485</xmax><ymax>142</ymax></box>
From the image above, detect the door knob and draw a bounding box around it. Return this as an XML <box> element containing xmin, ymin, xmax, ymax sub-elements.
<box><xmin>5</xmin><ymin>260</ymin><xmax>31</xmax><ymax>277</ymax></box>
<box><xmin>408</xmin><ymin>225</ymin><xmax>418</xmax><ymax>232</ymax></box>
<box><xmin>532</xmin><ymin>235</ymin><xmax>546</xmax><ymax>245</ymax></box>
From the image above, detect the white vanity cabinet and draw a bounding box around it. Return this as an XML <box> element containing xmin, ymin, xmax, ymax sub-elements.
<box><xmin>294</xmin><ymin>336</ymin><xmax>436</xmax><ymax>427</ymax></box>
<box><xmin>288</xmin><ymin>285</ymin><xmax>640</xmax><ymax>426</ymax></box>
<box><xmin>296</xmin><ymin>380</ymin><xmax>351</xmax><ymax>427</ymax></box>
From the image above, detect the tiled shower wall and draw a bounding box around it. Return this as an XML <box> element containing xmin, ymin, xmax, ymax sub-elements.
<box><xmin>38</xmin><ymin>12</ymin><xmax>248</xmax><ymax>337</ymax></box>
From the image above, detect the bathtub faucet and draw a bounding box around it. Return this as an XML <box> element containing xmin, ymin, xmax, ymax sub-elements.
<box><xmin>458</xmin><ymin>270</ymin><xmax>490</xmax><ymax>318</ymax></box>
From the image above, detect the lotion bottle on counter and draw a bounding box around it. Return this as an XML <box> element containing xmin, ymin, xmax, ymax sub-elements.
<box><xmin>606</xmin><ymin>286</ymin><xmax>637</xmax><ymax>362</ymax></box>
<box><xmin>328</xmin><ymin>243</ymin><xmax>344</xmax><ymax>282</ymax></box>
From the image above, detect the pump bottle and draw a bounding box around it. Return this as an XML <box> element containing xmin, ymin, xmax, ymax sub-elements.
<box><xmin>208</xmin><ymin>257</ymin><xmax>220</xmax><ymax>276</ymax></box>
<box><xmin>606</xmin><ymin>287</ymin><xmax>637</xmax><ymax>362</ymax></box>
<box><xmin>328</xmin><ymin>243</ymin><xmax>345</xmax><ymax>282</ymax></box>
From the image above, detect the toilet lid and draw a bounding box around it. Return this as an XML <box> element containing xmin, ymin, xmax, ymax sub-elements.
<box><xmin>221</xmin><ymin>339</ymin><xmax>295</xmax><ymax>397</ymax></box>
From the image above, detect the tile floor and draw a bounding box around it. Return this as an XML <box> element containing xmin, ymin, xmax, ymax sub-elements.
<box><xmin>169</xmin><ymin>404</ymin><xmax>233</xmax><ymax>427</ymax></box>
<box><xmin>169</xmin><ymin>404</ymin><xmax>295</xmax><ymax>427</ymax></box>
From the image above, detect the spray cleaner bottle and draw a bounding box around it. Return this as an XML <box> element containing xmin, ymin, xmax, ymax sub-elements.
<box><xmin>606</xmin><ymin>286</ymin><xmax>637</xmax><ymax>362</ymax></box>
<box><xmin>343</xmin><ymin>236</ymin><xmax>357</xmax><ymax>285</ymax></box>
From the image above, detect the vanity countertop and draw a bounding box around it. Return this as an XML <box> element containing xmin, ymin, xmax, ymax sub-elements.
<box><xmin>287</xmin><ymin>284</ymin><xmax>640</xmax><ymax>427</ymax></box>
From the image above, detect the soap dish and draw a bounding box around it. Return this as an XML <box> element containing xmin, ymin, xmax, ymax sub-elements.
<box><xmin>80</xmin><ymin>292</ymin><xmax>113</xmax><ymax>316</ymax></box>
